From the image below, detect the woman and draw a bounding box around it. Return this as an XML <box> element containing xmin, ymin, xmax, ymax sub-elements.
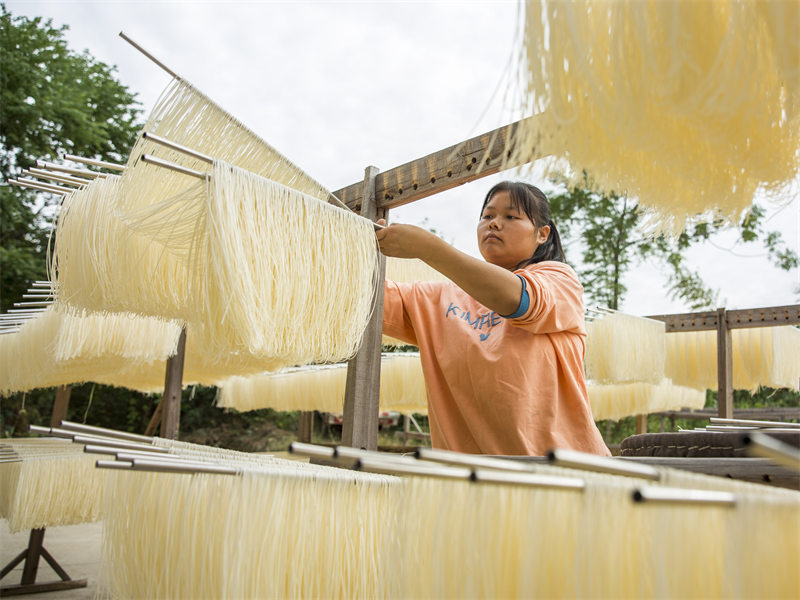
<box><xmin>376</xmin><ymin>181</ymin><xmax>609</xmax><ymax>456</ymax></box>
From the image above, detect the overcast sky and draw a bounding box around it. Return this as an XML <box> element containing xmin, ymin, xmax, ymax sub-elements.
<box><xmin>6</xmin><ymin>0</ymin><xmax>799</xmax><ymax>316</ymax></box>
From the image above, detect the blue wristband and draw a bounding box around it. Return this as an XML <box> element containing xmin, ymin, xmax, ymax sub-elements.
<box><xmin>501</xmin><ymin>274</ymin><xmax>529</xmax><ymax>319</ymax></box>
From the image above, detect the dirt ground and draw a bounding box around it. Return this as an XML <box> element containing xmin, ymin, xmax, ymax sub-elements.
<box><xmin>179</xmin><ymin>419</ymin><xmax>301</xmax><ymax>452</ymax></box>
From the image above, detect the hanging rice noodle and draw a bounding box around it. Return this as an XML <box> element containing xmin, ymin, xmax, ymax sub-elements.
<box><xmin>0</xmin><ymin>306</ymin><xmax>181</xmax><ymax>395</ymax></box>
<box><xmin>588</xmin><ymin>379</ymin><xmax>706</xmax><ymax>421</ymax></box>
<box><xmin>0</xmin><ymin>306</ymin><xmax>346</xmax><ymax>396</ymax></box>
<box><xmin>666</xmin><ymin>326</ymin><xmax>800</xmax><ymax>391</ymax></box>
<box><xmin>96</xmin><ymin>443</ymin><xmax>800</xmax><ymax>599</ymax></box>
<box><xmin>52</xmin><ymin>159</ymin><xmax>380</xmax><ymax>366</ymax></box>
<box><xmin>52</xmin><ymin>174</ymin><xmax>194</xmax><ymax>318</ymax></box>
<box><xmin>191</xmin><ymin>161</ymin><xmax>379</xmax><ymax>363</ymax></box>
<box><xmin>392</xmin><ymin>461</ymin><xmax>799</xmax><ymax>598</ymax></box>
<box><xmin>117</xmin><ymin>78</ymin><xmax>332</xmax><ymax>217</ymax></box>
<box><xmin>0</xmin><ymin>434</ymin><xmax>294</xmax><ymax>533</ymax></box>
<box><xmin>585</xmin><ymin>311</ymin><xmax>666</xmax><ymax>384</ymax></box>
<box><xmin>0</xmin><ymin>438</ymin><xmax>105</xmax><ymax>532</ymax></box>
<box><xmin>99</xmin><ymin>457</ymin><xmax>399</xmax><ymax>599</ymax></box>
<box><xmin>217</xmin><ymin>352</ymin><xmax>428</xmax><ymax>414</ymax></box>
<box><xmin>510</xmin><ymin>0</ymin><xmax>800</xmax><ymax>229</ymax></box>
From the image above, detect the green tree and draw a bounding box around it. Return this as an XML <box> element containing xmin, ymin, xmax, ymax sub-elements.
<box><xmin>548</xmin><ymin>172</ymin><xmax>799</xmax><ymax>310</ymax></box>
<box><xmin>0</xmin><ymin>5</ymin><xmax>142</xmax><ymax>312</ymax></box>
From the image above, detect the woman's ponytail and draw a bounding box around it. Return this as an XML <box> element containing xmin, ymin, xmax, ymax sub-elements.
<box><xmin>529</xmin><ymin>220</ymin><xmax>566</xmax><ymax>264</ymax></box>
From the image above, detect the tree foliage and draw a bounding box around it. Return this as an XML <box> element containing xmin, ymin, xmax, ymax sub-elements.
<box><xmin>0</xmin><ymin>4</ymin><xmax>142</xmax><ymax>311</ymax></box>
<box><xmin>548</xmin><ymin>172</ymin><xmax>799</xmax><ymax>311</ymax></box>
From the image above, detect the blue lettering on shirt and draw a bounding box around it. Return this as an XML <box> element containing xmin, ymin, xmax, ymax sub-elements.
<box><xmin>445</xmin><ymin>300</ymin><xmax>502</xmax><ymax>342</ymax></box>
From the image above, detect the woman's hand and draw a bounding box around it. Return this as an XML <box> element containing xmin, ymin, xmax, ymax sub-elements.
<box><xmin>374</xmin><ymin>219</ymin><xmax>524</xmax><ymax>315</ymax></box>
<box><xmin>374</xmin><ymin>219</ymin><xmax>440</xmax><ymax>261</ymax></box>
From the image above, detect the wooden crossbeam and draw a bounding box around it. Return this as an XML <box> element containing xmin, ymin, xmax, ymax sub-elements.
<box><xmin>333</xmin><ymin>117</ymin><xmax>537</xmax><ymax>212</ymax></box>
<box><xmin>647</xmin><ymin>304</ymin><xmax>800</xmax><ymax>332</ymax></box>
<box><xmin>726</xmin><ymin>304</ymin><xmax>800</xmax><ymax>329</ymax></box>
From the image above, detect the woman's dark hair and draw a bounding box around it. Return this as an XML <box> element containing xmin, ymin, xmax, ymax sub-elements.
<box><xmin>481</xmin><ymin>181</ymin><xmax>566</xmax><ymax>266</ymax></box>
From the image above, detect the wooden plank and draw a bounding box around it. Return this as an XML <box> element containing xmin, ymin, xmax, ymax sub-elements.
<box><xmin>647</xmin><ymin>304</ymin><xmax>800</xmax><ymax>331</ymax></box>
<box><xmin>332</xmin><ymin>117</ymin><xmax>538</xmax><ymax>212</ymax></box>
<box><xmin>647</xmin><ymin>310</ymin><xmax>718</xmax><ymax>332</ymax></box>
<box><xmin>0</xmin><ymin>580</ymin><xmax>88</xmax><ymax>596</ymax></box>
<box><xmin>618</xmin><ymin>457</ymin><xmax>800</xmax><ymax>490</ymax></box>
<box><xmin>160</xmin><ymin>327</ymin><xmax>186</xmax><ymax>440</ymax></box>
<box><xmin>143</xmin><ymin>401</ymin><xmax>162</xmax><ymax>437</ymax></box>
<box><xmin>717</xmin><ymin>308</ymin><xmax>733</xmax><ymax>419</ymax></box>
<box><xmin>726</xmin><ymin>304</ymin><xmax>800</xmax><ymax>329</ymax></box>
<box><xmin>20</xmin><ymin>529</ymin><xmax>44</xmax><ymax>585</ymax></box>
<box><xmin>341</xmin><ymin>166</ymin><xmax>386</xmax><ymax>450</ymax></box>
<box><xmin>297</xmin><ymin>412</ymin><xmax>313</xmax><ymax>443</ymax></box>
<box><xmin>50</xmin><ymin>386</ymin><xmax>70</xmax><ymax>428</ymax></box>
<box><xmin>635</xmin><ymin>414</ymin><xmax>648</xmax><ymax>435</ymax></box>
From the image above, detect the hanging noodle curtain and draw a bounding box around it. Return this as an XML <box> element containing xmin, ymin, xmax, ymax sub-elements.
<box><xmin>119</xmin><ymin>78</ymin><xmax>333</xmax><ymax>212</ymax></box>
<box><xmin>95</xmin><ymin>445</ymin><xmax>800</xmax><ymax>599</ymax></box>
<box><xmin>217</xmin><ymin>353</ymin><xmax>428</xmax><ymax>414</ymax></box>
<box><xmin>0</xmin><ymin>306</ymin><xmax>182</xmax><ymax>396</ymax></box>
<box><xmin>510</xmin><ymin>0</ymin><xmax>799</xmax><ymax>229</ymax></box>
<box><xmin>666</xmin><ymin>326</ymin><xmax>800</xmax><ymax>392</ymax></box>
<box><xmin>52</xmin><ymin>159</ymin><xmax>380</xmax><ymax>367</ymax></box>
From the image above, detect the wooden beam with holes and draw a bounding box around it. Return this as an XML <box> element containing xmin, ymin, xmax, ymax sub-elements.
<box><xmin>647</xmin><ymin>304</ymin><xmax>800</xmax><ymax>332</ymax></box>
<box><xmin>333</xmin><ymin>117</ymin><xmax>537</xmax><ymax>212</ymax></box>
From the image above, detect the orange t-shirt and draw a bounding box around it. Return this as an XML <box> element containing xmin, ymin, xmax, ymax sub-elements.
<box><xmin>382</xmin><ymin>261</ymin><xmax>610</xmax><ymax>456</ymax></box>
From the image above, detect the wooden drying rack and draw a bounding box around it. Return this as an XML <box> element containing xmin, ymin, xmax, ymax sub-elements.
<box><xmin>640</xmin><ymin>305</ymin><xmax>800</xmax><ymax>434</ymax></box>
<box><xmin>1</xmin><ymin>387</ymin><xmax>88</xmax><ymax>596</ymax></box>
<box><xmin>143</xmin><ymin>116</ymin><xmax>531</xmax><ymax>446</ymax></box>
<box><xmin>144</xmin><ymin>116</ymin><xmax>798</xmax><ymax>449</ymax></box>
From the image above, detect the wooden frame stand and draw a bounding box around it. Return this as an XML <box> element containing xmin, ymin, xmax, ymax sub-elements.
<box><xmin>0</xmin><ymin>386</ymin><xmax>88</xmax><ymax>596</ymax></box>
<box><xmin>0</xmin><ymin>528</ymin><xmax>88</xmax><ymax>596</ymax></box>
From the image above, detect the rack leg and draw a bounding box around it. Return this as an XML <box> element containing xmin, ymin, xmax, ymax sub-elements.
<box><xmin>0</xmin><ymin>528</ymin><xmax>88</xmax><ymax>596</ymax></box>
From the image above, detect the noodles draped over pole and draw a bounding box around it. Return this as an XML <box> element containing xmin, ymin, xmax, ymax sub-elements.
<box><xmin>51</xmin><ymin>155</ymin><xmax>380</xmax><ymax>367</ymax></box>
<box><xmin>584</xmin><ymin>310</ymin><xmax>705</xmax><ymax>420</ymax></box>
<box><xmin>217</xmin><ymin>353</ymin><xmax>428</xmax><ymax>415</ymax></box>
<box><xmin>84</xmin><ymin>433</ymin><xmax>800</xmax><ymax>599</ymax></box>
<box><xmin>509</xmin><ymin>0</ymin><xmax>800</xmax><ymax>229</ymax></box>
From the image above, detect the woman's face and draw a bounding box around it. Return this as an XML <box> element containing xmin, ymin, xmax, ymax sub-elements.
<box><xmin>477</xmin><ymin>190</ymin><xmax>549</xmax><ymax>270</ymax></box>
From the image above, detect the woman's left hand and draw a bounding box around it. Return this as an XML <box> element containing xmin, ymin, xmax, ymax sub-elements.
<box><xmin>375</xmin><ymin>220</ymin><xmax>439</xmax><ymax>260</ymax></box>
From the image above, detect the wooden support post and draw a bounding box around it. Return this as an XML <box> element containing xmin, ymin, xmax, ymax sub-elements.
<box><xmin>160</xmin><ymin>326</ymin><xmax>186</xmax><ymax>440</ymax></box>
<box><xmin>19</xmin><ymin>529</ymin><xmax>44</xmax><ymax>585</ymax></box>
<box><xmin>297</xmin><ymin>412</ymin><xmax>314</xmax><ymax>443</ymax></box>
<box><xmin>0</xmin><ymin>525</ymin><xmax>87</xmax><ymax>595</ymax></box>
<box><xmin>342</xmin><ymin>166</ymin><xmax>386</xmax><ymax>450</ymax></box>
<box><xmin>635</xmin><ymin>414</ymin><xmax>648</xmax><ymax>435</ymax></box>
<box><xmin>50</xmin><ymin>385</ymin><xmax>70</xmax><ymax>428</ymax></box>
<box><xmin>716</xmin><ymin>308</ymin><xmax>733</xmax><ymax>419</ymax></box>
<box><xmin>143</xmin><ymin>401</ymin><xmax>163</xmax><ymax>437</ymax></box>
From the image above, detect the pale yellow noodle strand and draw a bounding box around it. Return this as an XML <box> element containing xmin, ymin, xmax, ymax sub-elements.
<box><xmin>216</xmin><ymin>353</ymin><xmax>428</xmax><ymax>414</ymax></box>
<box><xmin>666</xmin><ymin>326</ymin><xmax>800</xmax><ymax>391</ymax></box>
<box><xmin>585</xmin><ymin>312</ymin><xmax>666</xmax><ymax>384</ymax></box>
<box><xmin>510</xmin><ymin>1</ymin><xmax>800</xmax><ymax>231</ymax></box>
